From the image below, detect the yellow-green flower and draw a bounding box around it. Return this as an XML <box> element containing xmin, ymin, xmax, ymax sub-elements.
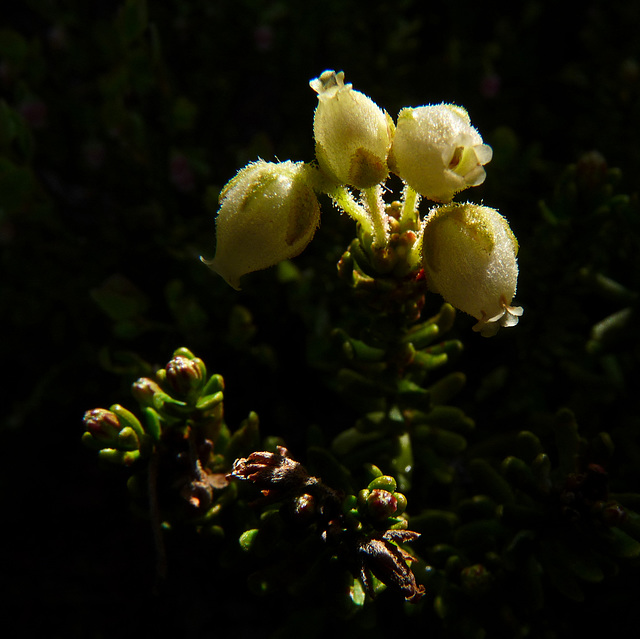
<box><xmin>390</xmin><ymin>104</ymin><xmax>492</xmax><ymax>203</ymax></box>
<box><xmin>203</xmin><ymin>160</ymin><xmax>320</xmax><ymax>289</ymax></box>
<box><xmin>421</xmin><ymin>202</ymin><xmax>523</xmax><ymax>336</ymax></box>
<box><xmin>310</xmin><ymin>70</ymin><xmax>393</xmax><ymax>189</ymax></box>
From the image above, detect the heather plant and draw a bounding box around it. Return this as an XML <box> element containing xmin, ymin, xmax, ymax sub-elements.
<box><xmin>80</xmin><ymin>70</ymin><xmax>640</xmax><ymax>637</ymax></box>
<box><xmin>3</xmin><ymin>3</ymin><xmax>640</xmax><ymax>638</ymax></box>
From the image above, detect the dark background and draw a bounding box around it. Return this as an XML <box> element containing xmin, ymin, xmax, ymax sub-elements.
<box><xmin>2</xmin><ymin>1</ymin><xmax>639</xmax><ymax>637</ymax></box>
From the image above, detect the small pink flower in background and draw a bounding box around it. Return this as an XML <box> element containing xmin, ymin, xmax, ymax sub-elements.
<box><xmin>18</xmin><ymin>98</ymin><xmax>47</xmax><ymax>129</ymax></box>
<box><xmin>47</xmin><ymin>25</ymin><xmax>68</xmax><ymax>50</ymax></box>
<box><xmin>170</xmin><ymin>153</ymin><xmax>195</xmax><ymax>192</ymax></box>
<box><xmin>254</xmin><ymin>25</ymin><xmax>274</xmax><ymax>51</ymax></box>
<box><xmin>479</xmin><ymin>72</ymin><xmax>501</xmax><ymax>99</ymax></box>
<box><xmin>82</xmin><ymin>140</ymin><xmax>106</xmax><ymax>170</ymax></box>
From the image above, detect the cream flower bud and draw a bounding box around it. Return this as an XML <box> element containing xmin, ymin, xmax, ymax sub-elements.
<box><xmin>310</xmin><ymin>70</ymin><xmax>393</xmax><ymax>189</ymax></box>
<box><xmin>390</xmin><ymin>104</ymin><xmax>493</xmax><ymax>203</ymax></box>
<box><xmin>421</xmin><ymin>203</ymin><xmax>523</xmax><ymax>336</ymax></box>
<box><xmin>202</xmin><ymin>160</ymin><xmax>320</xmax><ymax>289</ymax></box>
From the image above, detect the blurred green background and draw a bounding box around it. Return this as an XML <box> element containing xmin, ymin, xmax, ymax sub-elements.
<box><xmin>2</xmin><ymin>1</ymin><xmax>639</xmax><ymax>637</ymax></box>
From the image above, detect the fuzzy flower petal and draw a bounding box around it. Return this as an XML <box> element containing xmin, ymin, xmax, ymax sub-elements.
<box><xmin>421</xmin><ymin>202</ymin><xmax>522</xmax><ymax>336</ymax></box>
<box><xmin>390</xmin><ymin>104</ymin><xmax>492</xmax><ymax>203</ymax></box>
<box><xmin>311</xmin><ymin>70</ymin><xmax>393</xmax><ymax>189</ymax></box>
<box><xmin>202</xmin><ymin>160</ymin><xmax>320</xmax><ymax>289</ymax></box>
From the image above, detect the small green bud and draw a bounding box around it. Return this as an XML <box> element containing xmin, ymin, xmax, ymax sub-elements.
<box><xmin>195</xmin><ymin>391</ymin><xmax>224</xmax><ymax>412</ymax></box>
<box><xmin>82</xmin><ymin>406</ymin><xmax>147</xmax><ymax>458</ymax></box>
<box><xmin>172</xmin><ymin>346</ymin><xmax>199</xmax><ymax>361</ymax></box>
<box><xmin>116</xmin><ymin>426</ymin><xmax>141</xmax><ymax>451</ymax></box>
<box><xmin>202</xmin><ymin>160</ymin><xmax>320</xmax><ymax>289</ymax></box>
<box><xmin>109</xmin><ymin>404</ymin><xmax>145</xmax><ymax>439</ymax></box>
<box><xmin>141</xmin><ymin>407</ymin><xmax>162</xmax><ymax>441</ymax></box>
<box><xmin>165</xmin><ymin>355</ymin><xmax>204</xmax><ymax>396</ymax></box>
<box><xmin>310</xmin><ymin>70</ymin><xmax>393</xmax><ymax>189</ymax></box>
<box><xmin>98</xmin><ymin>448</ymin><xmax>140</xmax><ymax>466</ymax></box>
<box><xmin>394</xmin><ymin>492</ymin><xmax>407</xmax><ymax>515</ymax></box>
<box><xmin>390</xmin><ymin>104</ymin><xmax>492</xmax><ymax>203</ymax></box>
<box><xmin>131</xmin><ymin>377</ymin><xmax>163</xmax><ymax>407</ymax></box>
<box><xmin>421</xmin><ymin>202</ymin><xmax>523</xmax><ymax>336</ymax></box>
<box><xmin>239</xmin><ymin>528</ymin><xmax>261</xmax><ymax>552</ymax></box>
<box><xmin>83</xmin><ymin>408</ymin><xmax>121</xmax><ymax>444</ymax></box>
<box><xmin>368</xmin><ymin>475</ymin><xmax>397</xmax><ymax>493</ymax></box>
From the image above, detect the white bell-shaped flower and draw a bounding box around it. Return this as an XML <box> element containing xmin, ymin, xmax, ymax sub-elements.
<box><xmin>390</xmin><ymin>104</ymin><xmax>493</xmax><ymax>203</ymax></box>
<box><xmin>310</xmin><ymin>70</ymin><xmax>393</xmax><ymax>189</ymax></box>
<box><xmin>203</xmin><ymin>160</ymin><xmax>320</xmax><ymax>289</ymax></box>
<box><xmin>421</xmin><ymin>202</ymin><xmax>523</xmax><ymax>336</ymax></box>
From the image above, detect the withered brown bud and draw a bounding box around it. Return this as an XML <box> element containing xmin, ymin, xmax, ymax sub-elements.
<box><xmin>181</xmin><ymin>473</ymin><xmax>229</xmax><ymax>510</ymax></box>
<box><xmin>358</xmin><ymin>530</ymin><xmax>425</xmax><ymax>603</ymax></box>
<box><xmin>286</xmin><ymin>493</ymin><xmax>318</xmax><ymax>526</ymax></box>
<box><xmin>229</xmin><ymin>446</ymin><xmax>315</xmax><ymax>494</ymax></box>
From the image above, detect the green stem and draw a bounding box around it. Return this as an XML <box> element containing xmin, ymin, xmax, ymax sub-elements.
<box><xmin>400</xmin><ymin>184</ymin><xmax>420</xmax><ymax>231</ymax></box>
<box><xmin>405</xmin><ymin>226</ymin><xmax>424</xmax><ymax>272</ymax></box>
<box><xmin>329</xmin><ymin>185</ymin><xmax>375</xmax><ymax>237</ymax></box>
<box><xmin>361</xmin><ymin>185</ymin><xmax>388</xmax><ymax>249</ymax></box>
<box><xmin>400</xmin><ymin>184</ymin><xmax>424</xmax><ymax>271</ymax></box>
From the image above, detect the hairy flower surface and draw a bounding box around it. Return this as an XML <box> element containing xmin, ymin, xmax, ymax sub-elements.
<box><xmin>390</xmin><ymin>104</ymin><xmax>492</xmax><ymax>203</ymax></box>
<box><xmin>421</xmin><ymin>202</ymin><xmax>523</xmax><ymax>336</ymax></box>
<box><xmin>310</xmin><ymin>70</ymin><xmax>393</xmax><ymax>189</ymax></box>
<box><xmin>203</xmin><ymin>160</ymin><xmax>320</xmax><ymax>289</ymax></box>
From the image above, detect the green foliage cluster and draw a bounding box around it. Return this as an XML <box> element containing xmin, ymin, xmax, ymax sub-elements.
<box><xmin>2</xmin><ymin>1</ymin><xmax>640</xmax><ymax>638</ymax></box>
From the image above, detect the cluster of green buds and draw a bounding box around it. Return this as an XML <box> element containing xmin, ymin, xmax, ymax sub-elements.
<box><xmin>203</xmin><ymin>69</ymin><xmax>523</xmax><ymax>336</ymax></box>
<box><xmin>134</xmin><ymin>347</ymin><xmax>225</xmax><ymax>424</ymax></box>
<box><xmin>82</xmin><ymin>348</ymin><xmax>232</xmax><ymax>519</ymax></box>
<box><xmin>344</xmin><ymin>467</ymin><xmax>408</xmax><ymax>529</ymax></box>
<box><xmin>82</xmin><ymin>404</ymin><xmax>155</xmax><ymax>466</ymax></box>
<box><xmin>82</xmin><ymin>348</ymin><xmax>288</xmax><ymax>585</ymax></box>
